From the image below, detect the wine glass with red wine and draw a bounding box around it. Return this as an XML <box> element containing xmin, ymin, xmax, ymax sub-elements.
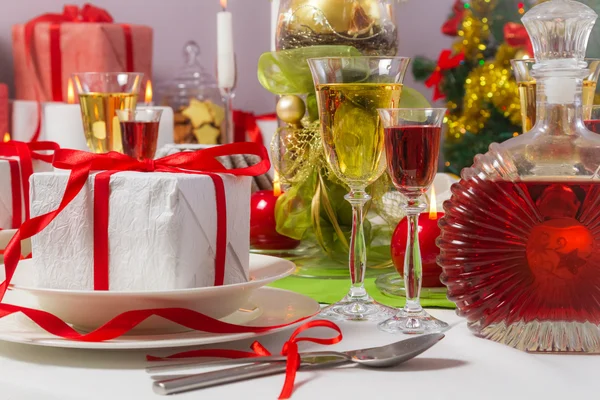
<box><xmin>116</xmin><ymin>109</ymin><xmax>163</xmax><ymax>161</ymax></box>
<box><xmin>377</xmin><ymin>108</ymin><xmax>449</xmax><ymax>334</ymax></box>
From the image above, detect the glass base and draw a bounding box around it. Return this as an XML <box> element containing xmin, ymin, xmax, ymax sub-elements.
<box><xmin>321</xmin><ymin>295</ymin><xmax>396</xmax><ymax>322</ymax></box>
<box><xmin>375</xmin><ymin>272</ymin><xmax>448</xmax><ymax>299</ymax></box>
<box><xmin>378</xmin><ymin>308</ymin><xmax>450</xmax><ymax>334</ymax></box>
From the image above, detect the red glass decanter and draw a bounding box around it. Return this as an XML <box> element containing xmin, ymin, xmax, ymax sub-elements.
<box><xmin>438</xmin><ymin>0</ymin><xmax>600</xmax><ymax>352</ymax></box>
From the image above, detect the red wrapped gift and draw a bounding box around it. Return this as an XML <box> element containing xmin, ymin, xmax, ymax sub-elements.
<box><xmin>12</xmin><ymin>4</ymin><xmax>152</xmax><ymax>102</ymax></box>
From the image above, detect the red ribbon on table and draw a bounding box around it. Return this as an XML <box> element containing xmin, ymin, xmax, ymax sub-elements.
<box><xmin>147</xmin><ymin>320</ymin><xmax>343</xmax><ymax>399</ymax></box>
<box><xmin>504</xmin><ymin>22</ymin><xmax>534</xmax><ymax>58</ymax></box>
<box><xmin>425</xmin><ymin>50</ymin><xmax>465</xmax><ymax>101</ymax></box>
<box><xmin>0</xmin><ymin>143</ymin><xmax>329</xmax><ymax>347</ymax></box>
<box><xmin>233</xmin><ymin>111</ymin><xmax>278</xmax><ymax>144</ymax></box>
<box><xmin>23</xmin><ymin>4</ymin><xmax>133</xmax><ymax>141</ymax></box>
<box><xmin>0</xmin><ymin>141</ymin><xmax>59</xmax><ymax>226</ymax></box>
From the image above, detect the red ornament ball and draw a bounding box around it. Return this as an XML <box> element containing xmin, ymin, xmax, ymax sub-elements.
<box><xmin>391</xmin><ymin>213</ymin><xmax>445</xmax><ymax>288</ymax></box>
<box><xmin>250</xmin><ymin>190</ymin><xmax>300</xmax><ymax>251</ymax></box>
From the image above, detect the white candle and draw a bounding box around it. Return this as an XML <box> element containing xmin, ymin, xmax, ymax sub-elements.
<box><xmin>217</xmin><ymin>0</ymin><xmax>235</xmax><ymax>88</ymax></box>
<box><xmin>271</xmin><ymin>0</ymin><xmax>280</xmax><ymax>51</ymax></box>
<box><xmin>10</xmin><ymin>100</ymin><xmax>42</xmax><ymax>142</ymax></box>
<box><xmin>43</xmin><ymin>103</ymin><xmax>88</xmax><ymax>151</ymax></box>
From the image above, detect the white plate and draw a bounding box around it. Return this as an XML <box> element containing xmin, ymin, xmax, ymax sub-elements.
<box><xmin>0</xmin><ymin>287</ymin><xmax>319</xmax><ymax>349</ymax></box>
<box><xmin>6</xmin><ymin>254</ymin><xmax>295</xmax><ymax>333</ymax></box>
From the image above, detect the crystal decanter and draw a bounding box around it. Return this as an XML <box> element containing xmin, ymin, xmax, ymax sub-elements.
<box><xmin>438</xmin><ymin>0</ymin><xmax>600</xmax><ymax>352</ymax></box>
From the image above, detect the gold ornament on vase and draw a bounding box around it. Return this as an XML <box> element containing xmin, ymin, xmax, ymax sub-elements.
<box><xmin>276</xmin><ymin>0</ymin><xmax>398</xmax><ymax>56</ymax></box>
<box><xmin>276</xmin><ymin>95</ymin><xmax>306</xmax><ymax>127</ymax></box>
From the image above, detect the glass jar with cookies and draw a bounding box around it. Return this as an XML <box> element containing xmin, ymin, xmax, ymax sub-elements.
<box><xmin>159</xmin><ymin>41</ymin><xmax>226</xmax><ymax>145</ymax></box>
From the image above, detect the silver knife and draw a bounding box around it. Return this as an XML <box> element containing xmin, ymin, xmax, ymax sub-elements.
<box><xmin>146</xmin><ymin>351</ymin><xmax>348</xmax><ymax>374</ymax></box>
<box><xmin>152</xmin><ymin>334</ymin><xmax>445</xmax><ymax>395</ymax></box>
<box><xmin>152</xmin><ymin>355</ymin><xmax>349</xmax><ymax>396</ymax></box>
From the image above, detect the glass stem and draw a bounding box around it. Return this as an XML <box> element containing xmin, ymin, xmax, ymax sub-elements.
<box><xmin>220</xmin><ymin>88</ymin><xmax>235</xmax><ymax>144</ymax></box>
<box><xmin>345</xmin><ymin>189</ymin><xmax>371</xmax><ymax>301</ymax></box>
<box><xmin>404</xmin><ymin>199</ymin><xmax>423</xmax><ymax>313</ymax></box>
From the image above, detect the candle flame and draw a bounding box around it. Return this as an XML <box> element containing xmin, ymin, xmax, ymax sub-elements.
<box><xmin>429</xmin><ymin>186</ymin><xmax>438</xmax><ymax>220</ymax></box>
<box><xmin>67</xmin><ymin>78</ymin><xmax>75</xmax><ymax>104</ymax></box>
<box><xmin>273</xmin><ymin>171</ymin><xmax>282</xmax><ymax>197</ymax></box>
<box><xmin>220</xmin><ymin>0</ymin><xmax>227</xmax><ymax>10</ymax></box>
<box><xmin>144</xmin><ymin>80</ymin><xmax>153</xmax><ymax>104</ymax></box>
<box><xmin>3</xmin><ymin>133</ymin><xmax>10</xmax><ymax>143</ymax></box>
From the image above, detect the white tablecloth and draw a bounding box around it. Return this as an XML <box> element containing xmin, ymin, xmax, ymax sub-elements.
<box><xmin>0</xmin><ymin>308</ymin><xmax>598</xmax><ymax>400</ymax></box>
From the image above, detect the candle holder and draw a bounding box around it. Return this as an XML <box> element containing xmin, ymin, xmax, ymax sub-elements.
<box><xmin>218</xmin><ymin>54</ymin><xmax>237</xmax><ymax>144</ymax></box>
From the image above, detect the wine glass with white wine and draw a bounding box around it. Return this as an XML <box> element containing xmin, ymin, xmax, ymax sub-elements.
<box><xmin>73</xmin><ymin>72</ymin><xmax>143</xmax><ymax>154</ymax></box>
<box><xmin>308</xmin><ymin>56</ymin><xmax>411</xmax><ymax>321</ymax></box>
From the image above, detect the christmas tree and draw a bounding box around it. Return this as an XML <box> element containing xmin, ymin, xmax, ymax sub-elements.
<box><xmin>413</xmin><ymin>0</ymin><xmax>538</xmax><ymax>175</ymax></box>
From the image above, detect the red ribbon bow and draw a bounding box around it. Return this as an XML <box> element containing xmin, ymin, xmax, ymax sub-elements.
<box><xmin>441</xmin><ymin>0</ymin><xmax>465</xmax><ymax>37</ymax></box>
<box><xmin>425</xmin><ymin>50</ymin><xmax>465</xmax><ymax>101</ymax></box>
<box><xmin>0</xmin><ymin>141</ymin><xmax>59</xmax><ymax>227</ymax></box>
<box><xmin>0</xmin><ymin>143</ymin><xmax>296</xmax><ymax>344</ymax></box>
<box><xmin>504</xmin><ymin>22</ymin><xmax>534</xmax><ymax>58</ymax></box>
<box><xmin>147</xmin><ymin>320</ymin><xmax>343</xmax><ymax>399</ymax></box>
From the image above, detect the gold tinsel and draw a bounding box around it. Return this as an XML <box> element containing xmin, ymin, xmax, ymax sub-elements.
<box><xmin>448</xmin><ymin>44</ymin><xmax>521</xmax><ymax>139</ymax></box>
<box><xmin>454</xmin><ymin>0</ymin><xmax>497</xmax><ymax>62</ymax></box>
<box><xmin>445</xmin><ymin>0</ymin><xmax>522</xmax><ymax>141</ymax></box>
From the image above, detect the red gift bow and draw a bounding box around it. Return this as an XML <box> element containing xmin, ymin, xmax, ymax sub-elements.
<box><xmin>0</xmin><ymin>143</ymin><xmax>320</xmax><ymax>346</ymax></box>
<box><xmin>23</xmin><ymin>4</ymin><xmax>132</xmax><ymax>141</ymax></box>
<box><xmin>441</xmin><ymin>0</ymin><xmax>465</xmax><ymax>37</ymax></box>
<box><xmin>233</xmin><ymin>111</ymin><xmax>277</xmax><ymax>144</ymax></box>
<box><xmin>504</xmin><ymin>22</ymin><xmax>534</xmax><ymax>57</ymax></box>
<box><xmin>0</xmin><ymin>141</ymin><xmax>59</xmax><ymax>227</ymax></box>
<box><xmin>147</xmin><ymin>319</ymin><xmax>343</xmax><ymax>399</ymax></box>
<box><xmin>425</xmin><ymin>50</ymin><xmax>465</xmax><ymax>101</ymax></box>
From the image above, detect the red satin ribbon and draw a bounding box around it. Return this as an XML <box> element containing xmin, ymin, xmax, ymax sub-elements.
<box><xmin>233</xmin><ymin>111</ymin><xmax>277</xmax><ymax>144</ymax></box>
<box><xmin>23</xmin><ymin>4</ymin><xmax>131</xmax><ymax>140</ymax></box>
<box><xmin>504</xmin><ymin>22</ymin><xmax>533</xmax><ymax>57</ymax></box>
<box><xmin>425</xmin><ymin>50</ymin><xmax>465</xmax><ymax>101</ymax></box>
<box><xmin>0</xmin><ymin>143</ymin><xmax>298</xmax><ymax>345</ymax></box>
<box><xmin>0</xmin><ymin>141</ymin><xmax>59</xmax><ymax>224</ymax></box>
<box><xmin>147</xmin><ymin>320</ymin><xmax>343</xmax><ymax>399</ymax></box>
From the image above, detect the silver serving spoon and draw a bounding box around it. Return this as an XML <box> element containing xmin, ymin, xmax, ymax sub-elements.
<box><xmin>152</xmin><ymin>333</ymin><xmax>444</xmax><ymax>395</ymax></box>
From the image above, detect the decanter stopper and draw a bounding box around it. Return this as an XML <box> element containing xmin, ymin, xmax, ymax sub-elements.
<box><xmin>522</xmin><ymin>0</ymin><xmax>597</xmax><ymax>68</ymax></box>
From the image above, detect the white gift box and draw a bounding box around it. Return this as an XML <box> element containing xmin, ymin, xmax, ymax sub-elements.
<box><xmin>30</xmin><ymin>171</ymin><xmax>251</xmax><ymax>291</ymax></box>
<box><xmin>0</xmin><ymin>157</ymin><xmax>52</xmax><ymax>229</ymax></box>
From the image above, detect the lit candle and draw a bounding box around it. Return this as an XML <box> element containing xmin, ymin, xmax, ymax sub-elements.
<box><xmin>144</xmin><ymin>80</ymin><xmax>154</xmax><ymax>106</ymax></box>
<box><xmin>67</xmin><ymin>78</ymin><xmax>76</xmax><ymax>104</ymax></box>
<box><xmin>217</xmin><ymin>0</ymin><xmax>235</xmax><ymax>88</ymax></box>
<box><xmin>391</xmin><ymin>186</ymin><xmax>445</xmax><ymax>288</ymax></box>
<box><xmin>3</xmin><ymin>132</ymin><xmax>10</xmax><ymax>142</ymax></box>
<box><xmin>10</xmin><ymin>100</ymin><xmax>40</xmax><ymax>142</ymax></box>
<box><xmin>43</xmin><ymin>101</ymin><xmax>88</xmax><ymax>151</ymax></box>
<box><xmin>273</xmin><ymin>171</ymin><xmax>282</xmax><ymax>196</ymax></box>
<box><xmin>250</xmin><ymin>172</ymin><xmax>300</xmax><ymax>251</ymax></box>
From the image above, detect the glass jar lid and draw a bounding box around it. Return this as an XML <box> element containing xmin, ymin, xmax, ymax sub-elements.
<box><xmin>162</xmin><ymin>41</ymin><xmax>219</xmax><ymax>97</ymax></box>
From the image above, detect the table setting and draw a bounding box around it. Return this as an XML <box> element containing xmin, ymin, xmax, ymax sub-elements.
<box><xmin>1</xmin><ymin>0</ymin><xmax>600</xmax><ymax>399</ymax></box>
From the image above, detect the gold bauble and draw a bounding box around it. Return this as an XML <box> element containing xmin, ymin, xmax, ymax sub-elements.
<box><xmin>514</xmin><ymin>49</ymin><xmax>532</xmax><ymax>60</ymax></box>
<box><xmin>287</xmin><ymin>0</ymin><xmax>382</xmax><ymax>34</ymax></box>
<box><xmin>277</xmin><ymin>95</ymin><xmax>306</xmax><ymax>126</ymax></box>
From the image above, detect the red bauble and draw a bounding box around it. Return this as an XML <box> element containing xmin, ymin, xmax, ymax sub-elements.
<box><xmin>250</xmin><ymin>190</ymin><xmax>301</xmax><ymax>250</ymax></box>
<box><xmin>391</xmin><ymin>213</ymin><xmax>444</xmax><ymax>288</ymax></box>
